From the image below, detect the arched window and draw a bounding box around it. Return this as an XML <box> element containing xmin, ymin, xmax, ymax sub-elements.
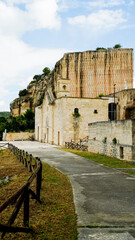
<box><xmin>63</xmin><ymin>85</ymin><xmax>66</xmax><ymax>90</ymax></box>
<box><xmin>74</xmin><ymin>108</ymin><xmax>79</xmax><ymax>114</ymax></box>
<box><xmin>108</xmin><ymin>103</ymin><xmax>117</xmax><ymax>121</ymax></box>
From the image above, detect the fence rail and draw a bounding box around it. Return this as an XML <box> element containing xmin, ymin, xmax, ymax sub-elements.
<box><xmin>65</xmin><ymin>136</ymin><xmax>88</xmax><ymax>151</ymax></box>
<box><xmin>0</xmin><ymin>143</ymin><xmax>42</xmax><ymax>239</ymax></box>
<box><xmin>0</xmin><ymin>143</ymin><xmax>9</xmax><ymax>150</ymax></box>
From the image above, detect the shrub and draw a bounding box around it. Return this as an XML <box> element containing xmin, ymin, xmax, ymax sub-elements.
<box><xmin>103</xmin><ymin>137</ymin><xmax>107</xmax><ymax>144</ymax></box>
<box><xmin>42</xmin><ymin>67</ymin><xmax>51</xmax><ymax>76</ymax></box>
<box><xmin>96</xmin><ymin>47</ymin><xmax>106</xmax><ymax>51</ymax></box>
<box><xmin>98</xmin><ymin>93</ymin><xmax>105</xmax><ymax>97</ymax></box>
<box><xmin>112</xmin><ymin>138</ymin><xmax>117</xmax><ymax>144</ymax></box>
<box><xmin>72</xmin><ymin>112</ymin><xmax>80</xmax><ymax>118</ymax></box>
<box><xmin>113</xmin><ymin>44</ymin><xmax>122</xmax><ymax>49</ymax></box>
<box><xmin>19</xmin><ymin>89</ymin><xmax>28</xmax><ymax>97</ymax></box>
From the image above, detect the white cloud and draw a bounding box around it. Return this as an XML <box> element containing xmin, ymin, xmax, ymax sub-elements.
<box><xmin>58</xmin><ymin>0</ymin><xmax>79</xmax><ymax>11</ymax></box>
<box><xmin>0</xmin><ymin>36</ymin><xmax>68</xmax><ymax>86</ymax></box>
<box><xmin>0</xmin><ymin>101</ymin><xmax>5</xmax><ymax>107</ymax></box>
<box><xmin>0</xmin><ymin>0</ymin><xmax>68</xmax><ymax>111</ymax></box>
<box><xmin>87</xmin><ymin>0</ymin><xmax>126</xmax><ymax>8</ymax></box>
<box><xmin>26</xmin><ymin>0</ymin><xmax>61</xmax><ymax>30</ymax></box>
<box><xmin>0</xmin><ymin>0</ymin><xmax>61</xmax><ymax>38</ymax></box>
<box><xmin>0</xmin><ymin>34</ymin><xmax>68</xmax><ymax>111</ymax></box>
<box><xmin>58</xmin><ymin>0</ymin><xmax>134</xmax><ymax>11</ymax></box>
<box><xmin>0</xmin><ymin>87</ymin><xmax>9</xmax><ymax>99</ymax></box>
<box><xmin>68</xmin><ymin>9</ymin><xmax>127</xmax><ymax>30</ymax></box>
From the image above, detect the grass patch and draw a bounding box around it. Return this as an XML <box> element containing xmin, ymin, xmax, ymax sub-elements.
<box><xmin>122</xmin><ymin>170</ymin><xmax>135</xmax><ymax>176</ymax></box>
<box><xmin>59</xmin><ymin>148</ymin><xmax>135</xmax><ymax>175</ymax></box>
<box><xmin>0</xmin><ymin>149</ymin><xmax>77</xmax><ymax>240</ymax></box>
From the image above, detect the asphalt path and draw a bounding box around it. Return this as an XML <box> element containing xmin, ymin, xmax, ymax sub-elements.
<box><xmin>4</xmin><ymin>141</ymin><xmax>135</xmax><ymax>239</ymax></box>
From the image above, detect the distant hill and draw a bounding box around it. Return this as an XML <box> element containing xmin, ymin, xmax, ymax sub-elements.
<box><xmin>0</xmin><ymin>112</ymin><xmax>10</xmax><ymax>119</ymax></box>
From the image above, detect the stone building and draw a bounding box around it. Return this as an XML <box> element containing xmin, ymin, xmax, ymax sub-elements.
<box><xmin>35</xmin><ymin>77</ymin><xmax>111</xmax><ymax>145</ymax></box>
<box><xmin>107</xmin><ymin>89</ymin><xmax>135</xmax><ymax>120</ymax></box>
<box><xmin>88</xmin><ymin>120</ymin><xmax>135</xmax><ymax>161</ymax></box>
<box><xmin>34</xmin><ymin>48</ymin><xmax>134</xmax><ymax>146</ymax></box>
<box><xmin>87</xmin><ymin>89</ymin><xmax>135</xmax><ymax>161</ymax></box>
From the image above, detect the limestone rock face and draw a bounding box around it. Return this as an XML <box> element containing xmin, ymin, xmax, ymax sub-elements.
<box><xmin>53</xmin><ymin>48</ymin><xmax>133</xmax><ymax>98</ymax></box>
<box><xmin>10</xmin><ymin>48</ymin><xmax>133</xmax><ymax>116</ymax></box>
<box><xmin>10</xmin><ymin>76</ymin><xmax>48</xmax><ymax>116</ymax></box>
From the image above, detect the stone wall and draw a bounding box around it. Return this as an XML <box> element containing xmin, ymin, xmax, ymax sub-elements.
<box><xmin>108</xmin><ymin>89</ymin><xmax>135</xmax><ymax>120</ymax></box>
<box><xmin>88</xmin><ymin>120</ymin><xmax>135</xmax><ymax>161</ymax></box>
<box><xmin>35</xmin><ymin>106</ymin><xmax>42</xmax><ymax>141</ymax></box>
<box><xmin>54</xmin><ymin>49</ymin><xmax>133</xmax><ymax>98</ymax></box>
<box><xmin>35</xmin><ymin>96</ymin><xmax>109</xmax><ymax>146</ymax></box>
<box><xmin>3</xmin><ymin>132</ymin><xmax>34</xmax><ymax>141</ymax></box>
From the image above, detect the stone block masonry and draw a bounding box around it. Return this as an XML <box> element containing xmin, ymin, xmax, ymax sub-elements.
<box><xmin>88</xmin><ymin>120</ymin><xmax>135</xmax><ymax>161</ymax></box>
<box><xmin>3</xmin><ymin>132</ymin><xmax>34</xmax><ymax>141</ymax></box>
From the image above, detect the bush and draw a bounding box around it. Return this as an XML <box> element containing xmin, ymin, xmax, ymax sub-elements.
<box><xmin>98</xmin><ymin>93</ymin><xmax>105</xmax><ymax>97</ymax></box>
<box><xmin>72</xmin><ymin>112</ymin><xmax>80</xmax><ymax>118</ymax></box>
<box><xmin>103</xmin><ymin>137</ymin><xmax>107</xmax><ymax>144</ymax></box>
<box><xmin>29</xmin><ymin>135</ymin><xmax>35</xmax><ymax>141</ymax></box>
<box><xmin>1</xmin><ymin>109</ymin><xmax>35</xmax><ymax>134</ymax></box>
<box><xmin>96</xmin><ymin>47</ymin><xmax>106</xmax><ymax>50</ymax></box>
<box><xmin>42</xmin><ymin>67</ymin><xmax>51</xmax><ymax>76</ymax></box>
<box><xmin>113</xmin><ymin>44</ymin><xmax>122</xmax><ymax>49</ymax></box>
<box><xmin>19</xmin><ymin>89</ymin><xmax>28</xmax><ymax>97</ymax></box>
<box><xmin>112</xmin><ymin>138</ymin><xmax>117</xmax><ymax>144</ymax></box>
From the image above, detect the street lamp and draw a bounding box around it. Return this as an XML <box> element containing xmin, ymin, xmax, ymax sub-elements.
<box><xmin>114</xmin><ymin>84</ymin><xmax>116</xmax><ymax>120</ymax></box>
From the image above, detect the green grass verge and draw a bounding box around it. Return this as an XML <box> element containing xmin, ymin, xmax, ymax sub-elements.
<box><xmin>122</xmin><ymin>170</ymin><xmax>135</xmax><ymax>176</ymax></box>
<box><xmin>0</xmin><ymin>150</ymin><xmax>77</xmax><ymax>240</ymax></box>
<box><xmin>59</xmin><ymin>148</ymin><xmax>135</xmax><ymax>175</ymax></box>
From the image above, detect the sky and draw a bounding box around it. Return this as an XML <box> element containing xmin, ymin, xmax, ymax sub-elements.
<box><xmin>0</xmin><ymin>0</ymin><xmax>135</xmax><ymax>111</ymax></box>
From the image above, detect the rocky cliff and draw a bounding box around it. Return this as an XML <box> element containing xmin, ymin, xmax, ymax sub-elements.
<box><xmin>10</xmin><ymin>75</ymin><xmax>49</xmax><ymax>116</ymax></box>
<box><xmin>53</xmin><ymin>48</ymin><xmax>133</xmax><ymax>98</ymax></box>
<box><xmin>10</xmin><ymin>48</ymin><xmax>133</xmax><ymax>116</ymax></box>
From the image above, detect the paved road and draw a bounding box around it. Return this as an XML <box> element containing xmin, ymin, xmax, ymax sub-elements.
<box><xmin>5</xmin><ymin>141</ymin><xmax>135</xmax><ymax>239</ymax></box>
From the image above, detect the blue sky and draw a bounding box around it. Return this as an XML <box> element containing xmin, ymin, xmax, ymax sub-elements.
<box><xmin>0</xmin><ymin>0</ymin><xmax>135</xmax><ymax>111</ymax></box>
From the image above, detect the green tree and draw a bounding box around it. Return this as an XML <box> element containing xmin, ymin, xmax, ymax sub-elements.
<box><xmin>19</xmin><ymin>89</ymin><xmax>28</xmax><ymax>97</ymax></box>
<box><xmin>0</xmin><ymin>117</ymin><xmax>7</xmax><ymax>140</ymax></box>
<box><xmin>113</xmin><ymin>44</ymin><xmax>122</xmax><ymax>49</ymax></box>
<box><xmin>42</xmin><ymin>67</ymin><xmax>51</xmax><ymax>76</ymax></box>
<box><xmin>8</xmin><ymin>117</ymin><xmax>20</xmax><ymax>132</ymax></box>
<box><xmin>24</xmin><ymin>109</ymin><xmax>35</xmax><ymax>130</ymax></box>
<box><xmin>33</xmin><ymin>74</ymin><xmax>41</xmax><ymax>81</ymax></box>
<box><xmin>96</xmin><ymin>47</ymin><xmax>106</xmax><ymax>50</ymax></box>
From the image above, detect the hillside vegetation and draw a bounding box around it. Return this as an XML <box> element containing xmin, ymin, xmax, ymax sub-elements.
<box><xmin>0</xmin><ymin>112</ymin><xmax>10</xmax><ymax>119</ymax></box>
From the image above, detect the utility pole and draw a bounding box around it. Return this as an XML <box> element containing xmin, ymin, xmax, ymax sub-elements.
<box><xmin>114</xmin><ymin>84</ymin><xmax>116</xmax><ymax>120</ymax></box>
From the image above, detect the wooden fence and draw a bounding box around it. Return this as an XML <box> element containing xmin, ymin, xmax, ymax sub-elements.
<box><xmin>0</xmin><ymin>143</ymin><xmax>9</xmax><ymax>150</ymax></box>
<box><xmin>65</xmin><ymin>136</ymin><xmax>88</xmax><ymax>151</ymax></box>
<box><xmin>0</xmin><ymin>143</ymin><xmax>42</xmax><ymax>239</ymax></box>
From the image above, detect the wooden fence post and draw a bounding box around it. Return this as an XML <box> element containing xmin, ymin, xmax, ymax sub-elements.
<box><xmin>19</xmin><ymin>150</ymin><xmax>22</xmax><ymax>162</ymax></box>
<box><xmin>24</xmin><ymin>187</ymin><xmax>29</xmax><ymax>227</ymax></box>
<box><xmin>29</xmin><ymin>154</ymin><xmax>32</xmax><ymax>172</ymax></box>
<box><xmin>22</xmin><ymin>150</ymin><xmax>25</xmax><ymax>164</ymax></box>
<box><xmin>36</xmin><ymin>160</ymin><xmax>42</xmax><ymax>200</ymax></box>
